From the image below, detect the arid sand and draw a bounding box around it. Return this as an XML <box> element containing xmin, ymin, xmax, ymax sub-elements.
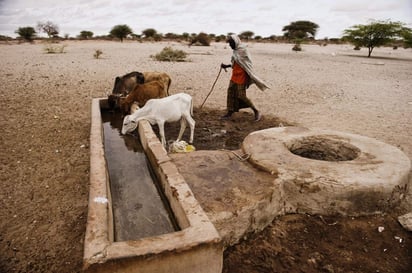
<box><xmin>0</xmin><ymin>40</ymin><xmax>411</xmax><ymax>272</ymax></box>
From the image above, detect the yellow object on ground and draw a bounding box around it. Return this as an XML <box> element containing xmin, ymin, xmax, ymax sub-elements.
<box><xmin>169</xmin><ymin>140</ymin><xmax>196</xmax><ymax>153</ymax></box>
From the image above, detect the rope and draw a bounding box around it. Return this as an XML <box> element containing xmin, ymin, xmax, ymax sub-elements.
<box><xmin>230</xmin><ymin>151</ymin><xmax>251</xmax><ymax>161</ymax></box>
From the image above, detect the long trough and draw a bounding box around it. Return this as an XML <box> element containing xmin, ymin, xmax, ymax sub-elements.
<box><xmin>83</xmin><ymin>98</ymin><xmax>223</xmax><ymax>273</ymax></box>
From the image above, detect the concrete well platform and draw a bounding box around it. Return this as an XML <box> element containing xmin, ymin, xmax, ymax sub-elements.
<box><xmin>170</xmin><ymin>127</ymin><xmax>411</xmax><ymax>246</ymax></box>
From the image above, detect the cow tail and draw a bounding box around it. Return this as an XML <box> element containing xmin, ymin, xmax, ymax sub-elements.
<box><xmin>190</xmin><ymin>96</ymin><xmax>194</xmax><ymax>117</ymax></box>
<box><xmin>167</xmin><ymin>78</ymin><xmax>171</xmax><ymax>96</ymax></box>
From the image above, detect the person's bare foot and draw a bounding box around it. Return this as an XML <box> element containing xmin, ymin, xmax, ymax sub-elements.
<box><xmin>220</xmin><ymin>112</ymin><xmax>232</xmax><ymax>120</ymax></box>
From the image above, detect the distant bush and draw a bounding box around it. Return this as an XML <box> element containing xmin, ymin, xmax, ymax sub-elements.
<box><xmin>94</xmin><ymin>49</ymin><xmax>103</xmax><ymax>59</ymax></box>
<box><xmin>190</xmin><ymin>32</ymin><xmax>210</xmax><ymax>46</ymax></box>
<box><xmin>152</xmin><ymin>47</ymin><xmax>187</xmax><ymax>62</ymax></box>
<box><xmin>292</xmin><ymin>43</ymin><xmax>302</xmax><ymax>51</ymax></box>
<box><xmin>79</xmin><ymin>30</ymin><xmax>93</xmax><ymax>39</ymax></box>
<box><xmin>110</xmin><ymin>24</ymin><xmax>133</xmax><ymax>42</ymax></box>
<box><xmin>15</xmin><ymin>26</ymin><xmax>36</xmax><ymax>42</ymax></box>
<box><xmin>142</xmin><ymin>28</ymin><xmax>157</xmax><ymax>38</ymax></box>
<box><xmin>153</xmin><ymin>33</ymin><xmax>162</xmax><ymax>42</ymax></box>
<box><xmin>0</xmin><ymin>35</ymin><xmax>12</xmax><ymax>41</ymax></box>
<box><xmin>43</xmin><ymin>43</ymin><xmax>67</xmax><ymax>54</ymax></box>
<box><xmin>214</xmin><ymin>35</ymin><xmax>226</xmax><ymax>42</ymax></box>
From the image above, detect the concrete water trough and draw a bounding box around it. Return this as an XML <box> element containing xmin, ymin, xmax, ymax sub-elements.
<box><xmin>83</xmin><ymin>98</ymin><xmax>222</xmax><ymax>273</ymax></box>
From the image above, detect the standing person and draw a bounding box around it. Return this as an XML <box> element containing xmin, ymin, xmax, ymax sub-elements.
<box><xmin>220</xmin><ymin>34</ymin><xmax>269</xmax><ymax>121</ymax></box>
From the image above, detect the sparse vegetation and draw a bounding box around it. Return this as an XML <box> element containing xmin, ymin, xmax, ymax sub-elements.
<box><xmin>189</xmin><ymin>32</ymin><xmax>211</xmax><ymax>46</ymax></box>
<box><xmin>292</xmin><ymin>43</ymin><xmax>302</xmax><ymax>51</ymax></box>
<box><xmin>152</xmin><ymin>46</ymin><xmax>187</xmax><ymax>62</ymax></box>
<box><xmin>4</xmin><ymin>20</ymin><xmax>411</xmax><ymax>48</ymax></box>
<box><xmin>403</xmin><ymin>30</ymin><xmax>412</xmax><ymax>48</ymax></box>
<box><xmin>79</xmin><ymin>31</ymin><xmax>93</xmax><ymax>40</ymax></box>
<box><xmin>153</xmin><ymin>33</ymin><xmax>163</xmax><ymax>42</ymax></box>
<box><xmin>239</xmin><ymin>31</ymin><xmax>254</xmax><ymax>41</ymax></box>
<box><xmin>283</xmin><ymin>20</ymin><xmax>319</xmax><ymax>50</ymax></box>
<box><xmin>214</xmin><ymin>34</ymin><xmax>226</xmax><ymax>42</ymax></box>
<box><xmin>343</xmin><ymin>20</ymin><xmax>411</xmax><ymax>57</ymax></box>
<box><xmin>43</xmin><ymin>43</ymin><xmax>67</xmax><ymax>54</ymax></box>
<box><xmin>142</xmin><ymin>28</ymin><xmax>157</xmax><ymax>38</ymax></box>
<box><xmin>93</xmin><ymin>49</ymin><xmax>103</xmax><ymax>59</ymax></box>
<box><xmin>0</xmin><ymin>35</ymin><xmax>13</xmax><ymax>41</ymax></box>
<box><xmin>283</xmin><ymin>20</ymin><xmax>319</xmax><ymax>40</ymax></box>
<box><xmin>110</xmin><ymin>25</ymin><xmax>133</xmax><ymax>42</ymax></box>
<box><xmin>15</xmin><ymin>27</ymin><xmax>36</xmax><ymax>42</ymax></box>
<box><xmin>37</xmin><ymin>21</ymin><xmax>59</xmax><ymax>38</ymax></box>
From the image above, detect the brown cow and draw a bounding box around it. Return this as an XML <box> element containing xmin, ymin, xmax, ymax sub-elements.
<box><xmin>118</xmin><ymin>80</ymin><xmax>167</xmax><ymax>115</ymax></box>
<box><xmin>108</xmin><ymin>71</ymin><xmax>171</xmax><ymax>109</ymax></box>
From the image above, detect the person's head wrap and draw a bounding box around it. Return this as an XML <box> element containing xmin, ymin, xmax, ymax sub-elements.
<box><xmin>227</xmin><ymin>34</ymin><xmax>242</xmax><ymax>49</ymax></box>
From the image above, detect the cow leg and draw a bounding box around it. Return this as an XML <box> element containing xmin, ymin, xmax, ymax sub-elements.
<box><xmin>177</xmin><ymin>117</ymin><xmax>187</xmax><ymax>142</ymax></box>
<box><xmin>158</xmin><ymin>121</ymin><xmax>167</xmax><ymax>148</ymax></box>
<box><xmin>185</xmin><ymin>115</ymin><xmax>196</xmax><ymax>144</ymax></box>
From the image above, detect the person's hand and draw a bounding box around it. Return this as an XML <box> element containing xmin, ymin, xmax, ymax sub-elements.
<box><xmin>220</xmin><ymin>63</ymin><xmax>231</xmax><ymax>69</ymax></box>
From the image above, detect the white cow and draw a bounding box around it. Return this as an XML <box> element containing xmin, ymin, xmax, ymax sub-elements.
<box><xmin>121</xmin><ymin>93</ymin><xmax>195</xmax><ymax>147</ymax></box>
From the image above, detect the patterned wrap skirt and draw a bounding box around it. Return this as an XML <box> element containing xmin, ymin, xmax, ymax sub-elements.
<box><xmin>226</xmin><ymin>81</ymin><xmax>255</xmax><ymax>112</ymax></box>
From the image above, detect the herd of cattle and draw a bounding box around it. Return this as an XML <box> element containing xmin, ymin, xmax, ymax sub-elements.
<box><xmin>108</xmin><ymin>71</ymin><xmax>195</xmax><ymax>148</ymax></box>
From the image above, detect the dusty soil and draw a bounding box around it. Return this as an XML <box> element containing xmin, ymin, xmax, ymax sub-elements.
<box><xmin>0</xmin><ymin>40</ymin><xmax>411</xmax><ymax>273</ymax></box>
<box><xmin>224</xmin><ymin>213</ymin><xmax>412</xmax><ymax>273</ymax></box>
<box><xmin>164</xmin><ymin>107</ymin><xmax>293</xmax><ymax>151</ymax></box>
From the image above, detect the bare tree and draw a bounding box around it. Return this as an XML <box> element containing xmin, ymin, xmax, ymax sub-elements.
<box><xmin>37</xmin><ymin>21</ymin><xmax>59</xmax><ymax>38</ymax></box>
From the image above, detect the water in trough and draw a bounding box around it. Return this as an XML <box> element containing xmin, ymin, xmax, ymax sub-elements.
<box><xmin>101</xmin><ymin>110</ymin><xmax>179</xmax><ymax>242</ymax></box>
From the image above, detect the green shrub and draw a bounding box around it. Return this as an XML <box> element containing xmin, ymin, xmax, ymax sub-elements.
<box><xmin>152</xmin><ymin>47</ymin><xmax>187</xmax><ymax>62</ymax></box>
<box><xmin>15</xmin><ymin>26</ymin><xmax>36</xmax><ymax>42</ymax></box>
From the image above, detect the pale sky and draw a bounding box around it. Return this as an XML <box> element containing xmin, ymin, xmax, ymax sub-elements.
<box><xmin>0</xmin><ymin>0</ymin><xmax>411</xmax><ymax>39</ymax></box>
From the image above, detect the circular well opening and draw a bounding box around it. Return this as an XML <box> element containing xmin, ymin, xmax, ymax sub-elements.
<box><xmin>287</xmin><ymin>135</ymin><xmax>360</xmax><ymax>161</ymax></box>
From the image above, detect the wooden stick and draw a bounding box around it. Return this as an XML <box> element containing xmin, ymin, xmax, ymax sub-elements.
<box><xmin>200</xmin><ymin>66</ymin><xmax>224</xmax><ymax>109</ymax></box>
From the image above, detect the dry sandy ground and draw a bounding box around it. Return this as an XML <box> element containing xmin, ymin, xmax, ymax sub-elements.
<box><xmin>0</xmin><ymin>40</ymin><xmax>411</xmax><ymax>272</ymax></box>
